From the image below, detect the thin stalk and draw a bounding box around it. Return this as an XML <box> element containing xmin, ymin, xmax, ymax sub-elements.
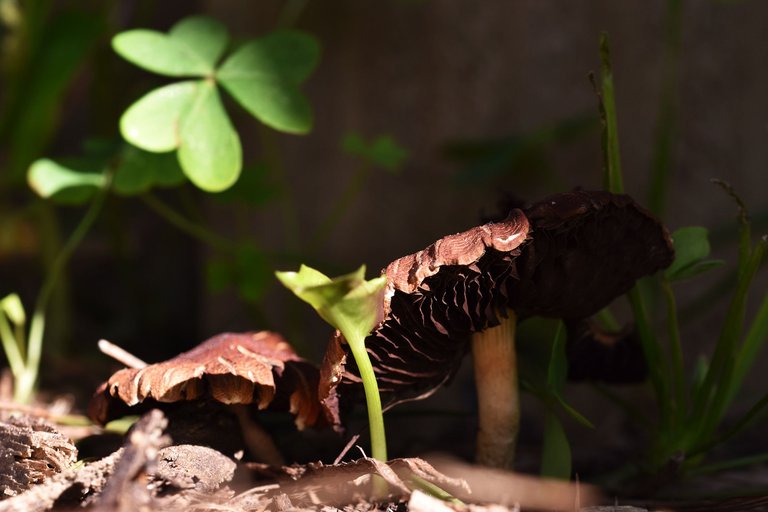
<box><xmin>408</xmin><ymin>475</ymin><xmax>464</xmax><ymax>506</ymax></box>
<box><xmin>141</xmin><ymin>193</ymin><xmax>236</xmax><ymax>253</ymax></box>
<box><xmin>629</xmin><ymin>286</ymin><xmax>669</xmax><ymax>424</ymax></box>
<box><xmin>690</xmin><ymin>237</ymin><xmax>765</xmax><ymax>425</ymax></box>
<box><xmin>712</xmin><ymin>179</ymin><xmax>751</xmax><ymax>270</ymax></box>
<box><xmin>595</xmin><ymin>307</ymin><xmax>621</xmax><ymax>331</ymax></box>
<box><xmin>343</xmin><ymin>330</ymin><xmax>387</xmax><ymax>462</ymax></box>
<box><xmin>0</xmin><ymin>314</ymin><xmax>24</xmax><ymax>378</ymax></box>
<box><xmin>688</xmin><ymin>391</ymin><xmax>768</xmax><ymax>460</ymax></box>
<box><xmin>14</xmin><ymin>179</ymin><xmax>110</xmax><ymax>403</ymax></box>
<box><xmin>729</xmin><ymin>278</ymin><xmax>768</xmax><ymax>404</ymax></box>
<box><xmin>598</xmin><ymin>32</ymin><xmax>624</xmax><ymax>194</ymax></box>
<box><xmin>687</xmin><ymin>452</ymin><xmax>768</xmax><ymax>477</ymax></box>
<box><xmin>343</xmin><ymin>327</ymin><xmax>387</xmax><ymax>497</ymax></box>
<box><xmin>661</xmin><ymin>277</ymin><xmax>686</xmax><ymax>420</ymax></box>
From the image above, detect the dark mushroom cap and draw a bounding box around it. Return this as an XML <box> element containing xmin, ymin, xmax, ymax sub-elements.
<box><xmin>89</xmin><ymin>331</ymin><xmax>324</xmax><ymax>430</ymax></box>
<box><xmin>509</xmin><ymin>189</ymin><xmax>674</xmax><ymax>319</ymax></box>
<box><xmin>320</xmin><ymin>191</ymin><xmax>673</xmax><ymax>423</ymax></box>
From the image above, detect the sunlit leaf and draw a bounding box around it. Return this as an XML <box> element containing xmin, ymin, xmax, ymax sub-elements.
<box><xmin>169</xmin><ymin>16</ymin><xmax>229</xmax><ymax>69</ymax></box>
<box><xmin>276</xmin><ymin>265</ymin><xmax>385</xmax><ymax>340</ymax></box>
<box><xmin>177</xmin><ymin>81</ymin><xmax>242</xmax><ymax>192</ymax></box>
<box><xmin>27</xmin><ymin>159</ymin><xmax>104</xmax><ymax>204</ymax></box>
<box><xmin>120</xmin><ymin>81</ymin><xmax>198</xmax><ymax>152</ymax></box>
<box><xmin>114</xmin><ymin>31</ymin><xmax>209</xmax><ymax>77</ymax></box>
<box><xmin>217</xmin><ymin>30</ymin><xmax>320</xmax><ymax>134</ymax></box>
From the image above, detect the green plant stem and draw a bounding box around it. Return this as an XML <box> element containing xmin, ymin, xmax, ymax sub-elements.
<box><xmin>689</xmin><ymin>390</ymin><xmax>768</xmax><ymax>460</ymax></box>
<box><xmin>661</xmin><ymin>277</ymin><xmax>686</xmax><ymax>420</ymax></box>
<box><xmin>691</xmin><ymin>237</ymin><xmax>765</xmax><ymax>430</ymax></box>
<box><xmin>141</xmin><ymin>193</ymin><xmax>237</xmax><ymax>253</ymax></box>
<box><xmin>344</xmin><ymin>332</ymin><xmax>387</xmax><ymax>462</ymax></box>
<box><xmin>14</xmin><ymin>179</ymin><xmax>110</xmax><ymax>404</ymax></box>
<box><xmin>0</xmin><ymin>313</ymin><xmax>24</xmax><ymax>378</ymax></box>
<box><xmin>648</xmin><ymin>0</ymin><xmax>682</xmax><ymax>217</ymax></box>
<box><xmin>595</xmin><ymin>307</ymin><xmax>621</xmax><ymax>331</ymax></box>
<box><xmin>408</xmin><ymin>475</ymin><xmax>464</xmax><ymax>506</ymax></box>
<box><xmin>730</xmin><ymin>279</ymin><xmax>768</xmax><ymax>403</ymax></box>
<box><xmin>628</xmin><ymin>287</ymin><xmax>669</xmax><ymax>424</ymax></box>
<box><xmin>308</xmin><ymin>162</ymin><xmax>371</xmax><ymax>253</ymax></box>
<box><xmin>687</xmin><ymin>451</ymin><xmax>768</xmax><ymax>477</ymax></box>
<box><xmin>598</xmin><ymin>32</ymin><xmax>624</xmax><ymax>194</ymax></box>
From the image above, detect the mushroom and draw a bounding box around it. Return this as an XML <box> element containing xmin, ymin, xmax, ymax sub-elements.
<box><xmin>89</xmin><ymin>331</ymin><xmax>326</xmax><ymax>463</ymax></box>
<box><xmin>320</xmin><ymin>190</ymin><xmax>673</xmax><ymax>468</ymax></box>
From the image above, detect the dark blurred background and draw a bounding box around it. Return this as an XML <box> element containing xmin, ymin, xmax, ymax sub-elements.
<box><xmin>1</xmin><ymin>0</ymin><xmax>767</xmax><ymax>468</ymax></box>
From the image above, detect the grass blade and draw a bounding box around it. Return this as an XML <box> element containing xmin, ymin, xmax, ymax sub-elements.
<box><xmin>597</xmin><ymin>32</ymin><xmax>624</xmax><ymax>194</ymax></box>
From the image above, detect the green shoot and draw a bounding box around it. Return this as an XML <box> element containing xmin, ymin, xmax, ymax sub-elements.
<box><xmin>276</xmin><ymin>264</ymin><xmax>388</xmax><ymax>462</ymax></box>
<box><xmin>1</xmin><ymin>173</ymin><xmax>109</xmax><ymax>403</ymax></box>
<box><xmin>540</xmin><ymin>322</ymin><xmax>574</xmax><ymax>480</ymax></box>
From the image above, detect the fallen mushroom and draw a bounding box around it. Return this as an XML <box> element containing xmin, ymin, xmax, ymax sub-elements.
<box><xmin>321</xmin><ymin>190</ymin><xmax>673</xmax><ymax>468</ymax></box>
<box><xmin>89</xmin><ymin>331</ymin><xmax>326</xmax><ymax>462</ymax></box>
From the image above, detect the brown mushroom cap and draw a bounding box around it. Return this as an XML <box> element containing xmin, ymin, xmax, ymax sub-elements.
<box><xmin>320</xmin><ymin>190</ymin><xmax>673</xmax><ymax>422</ymax></box>
<box><xmin>89</xmin><ymin>331</ymin><xmax>324</xmax><ymax>430</ymax></box>
<box><xmin>319</xmin><ymin>210</ymin><xmax>532</xmax><ymax>419</ymax></box>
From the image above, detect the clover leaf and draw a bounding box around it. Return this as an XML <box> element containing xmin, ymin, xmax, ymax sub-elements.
<box><xmin>114</xmin><ymin>16</ymin><xmax>319</xmax><ymax>192</ymax></box>
<box><xmin>27</xmin><ymin>144</ymin><xmax>187</xmax><ymax>204</ymax></box>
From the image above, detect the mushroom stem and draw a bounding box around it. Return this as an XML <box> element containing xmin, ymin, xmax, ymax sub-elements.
<box><xmin>472</xmin><ymin>311</ymin><xmax>519</xmax><ymax>468</ymax></box>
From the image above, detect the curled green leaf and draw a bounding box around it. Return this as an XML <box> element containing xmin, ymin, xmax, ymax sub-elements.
<box><xmin>1</xmin><ymin>294</ymin><xmax>26</xmax><ymax>327</ymax></box>
<box><xmin>276</xmin><ymin>265</ymin><xmax>385</xmax><ymax>340</ymax></box>
<box><xmin>666</xmin><ymin>226</ymin><xmax>724</xmax><ymax>282</ymax></box>
<box><xmin>27</xmin><ymin>159</ymin><xmax>104</xmax><ymax>204</ymax></box>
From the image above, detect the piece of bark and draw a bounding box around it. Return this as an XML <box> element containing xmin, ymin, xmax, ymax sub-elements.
<box><xmin>152</xmin><ymin>444</ymin><xmax>236</xmax><ymax>493</ymax></box>
<box><xmin>0</xmin><ymin>416</ymin><xmax>77</xmax><ymax>498</ymax></box>
<box><xmin>237</xmin><ymin>456</ymin><xmax>469</xmax><ymax>510</ymax></box>
<box><xmin>0</xmin><ymin>448</ymin><xmax>121</xmax><ymax>512</ymax></box>
<box><xmin>90</xmin><ymin>409</ymin><xmax>170</xmax><ymax>512</ymax></box>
